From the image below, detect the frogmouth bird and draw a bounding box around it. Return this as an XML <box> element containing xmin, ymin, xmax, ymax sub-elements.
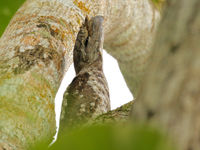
<box><xmin>60</xmin><ymin>16</ymin><xmax>110</xmax><ymax>128</ymax></box>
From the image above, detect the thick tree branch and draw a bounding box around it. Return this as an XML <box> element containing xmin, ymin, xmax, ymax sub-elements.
<box><xmin>0</xmin><ymin>0</ymin><xmax>159</xmax><ymax>149</ymax></box>
<box><xmin>92</xmin><ymin>101</ymin><xmax>134</xmax><ymax>124</ymax></box>
<box><xmin>132</xmin><ymin>0</ymin><xmax>200</xmax><ymax>149</ymax></box>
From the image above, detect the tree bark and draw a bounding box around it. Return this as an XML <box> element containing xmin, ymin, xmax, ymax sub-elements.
<box><xmin>132</xmin><ymin>0</ymin><xmax>200</xmax><ymax>150</ymax></box>
<box><xmin>92</xmin><ymin>101</ymin><xmax>134</xmax><ymax>124</ymax></box>
<box><xmin>104</xmin><ymin>0</ymin><xmax>160</xmax><ymax>96</ymax></box>
<box><xmin>60</xmin><ymin>16</ymin><xmax>111</xmax><ymax>129</ymax></box>
<box><xmin>0</xmin><ymin>0</ymin><xmax>158</xmax><ymax>149</ymax></box>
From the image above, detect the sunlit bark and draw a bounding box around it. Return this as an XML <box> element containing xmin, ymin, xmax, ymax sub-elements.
<box><xmin>0</xmin><ymin>0</ymin><xmax>158</xmax><ymax>149</ymax></box>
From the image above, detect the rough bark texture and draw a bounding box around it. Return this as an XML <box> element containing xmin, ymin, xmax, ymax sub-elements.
<box><xmin>60</xmin><ymin>16</ymin><xmax>110</xmax><ymax>129</ymax></box>
<box><xmin>132</xmin><ymin>0</ymin><xmax>200</xmax><ymax>150</ymax></box>
<box><xmin>92</xmin><ymin>101</ymin><xmax>134</xmax><ymax>124</ymax></box>
<box><xmin>0</xmin><ymin>0</ymin><xmax>158</xmax><ymax>149</ymax></box>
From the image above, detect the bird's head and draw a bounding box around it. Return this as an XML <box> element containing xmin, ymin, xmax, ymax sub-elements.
<box><xmin>73</xmin><ymin>16</ymin><xmax>104</xmax><ymax>74</ymax></box>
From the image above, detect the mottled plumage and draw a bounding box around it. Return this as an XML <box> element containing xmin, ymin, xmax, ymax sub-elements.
<box><xmin>60</xmin><ymin>16</ymin><xmax>110</xmax><ymax>128</ymax></box>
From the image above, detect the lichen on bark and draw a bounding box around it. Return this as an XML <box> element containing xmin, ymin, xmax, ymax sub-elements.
<box><xmin>92</xmin><ymin>101</ymin><xmax>134</xmax><ymax>124</ymax></box>
<box><xmin>0</xmin><ymin>0</ymin><xmax>159</xmax><ymax>149</ymax></box>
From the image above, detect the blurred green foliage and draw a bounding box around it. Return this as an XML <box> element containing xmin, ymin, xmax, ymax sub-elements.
<box><xmin>151</xmin><ymin>0</ymin><xmax>165</xmax><ymax>9</ymax></box>
<box><xmin>0</xmin><ymin>0</ymin><xmax>25</xmax><ymax>37</ymax></box>
<box><xmin>30</xmin><ymin>123</ymin><xmax>176</xmax><ymax>150</ymax></box>
<box><xmin>152</xmin><ymin>0</ymin><xmax>161</xmax><ymax>3</ymax></box>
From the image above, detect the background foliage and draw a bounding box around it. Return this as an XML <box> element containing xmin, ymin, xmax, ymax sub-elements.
<box><xmin>30</xmin><ymin>124</ymin><xmax>176</xmax><ymax>150</ymax></box>
<box><xmin>0</xmin><ymin>0</ymin><xmax>25</xmax><ymax>36</ymax></box>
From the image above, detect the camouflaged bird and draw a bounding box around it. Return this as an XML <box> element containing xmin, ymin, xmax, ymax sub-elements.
<box><xmin>60</xmin><ymin>16</ymin><xmax>110</xmax><ymax>128</ymax></box>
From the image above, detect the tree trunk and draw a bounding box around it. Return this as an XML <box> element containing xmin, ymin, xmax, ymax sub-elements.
<box><xmin>0</xmin><ymin>0</ymin><xmax>158</xmax><ymax>149</ymax></box>
<box><xmin>104</xmin><ymin>0</ymin><xmax>160</xmax><ymax>96</ymax></box>
<box><xmin>132</xmin><ymin>0</ymin><xmax>200</xmax><ymax>150</ymax></box>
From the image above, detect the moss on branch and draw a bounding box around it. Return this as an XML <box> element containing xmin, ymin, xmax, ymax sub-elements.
<box><xmin>91</xmin><ymin>101</ymin><xmax>134</xmax><ymax>124</ymax></box>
